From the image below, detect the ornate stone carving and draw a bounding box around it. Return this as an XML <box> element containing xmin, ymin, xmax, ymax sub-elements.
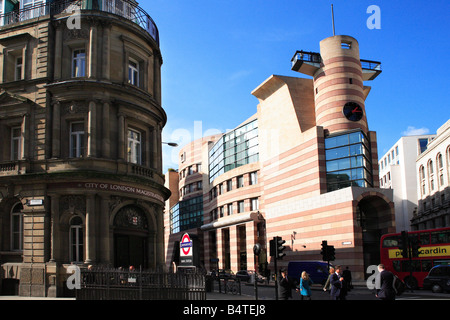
<box><xmin>114</xmin><ymin>206</ymin><xmax>148</xmax><ymax>231</ymax></box>
<box><xmin>63</xmin><ymin>28</ymin><xmax>89</xmax><ymax>41</ymax></box>
<box><xmin>109</xmin><ymin>196</ymin><xmax>122</xmax><ymax>212</ymax></box>
<box><xmin>64</xmin><ymin>101</ymin><xmax>88</xmax><ymax>115</ymax></box>
<box><xmin>60</xmin><ymin>195</ymin><xmax>86</xmax><ymax>215</ymax></box>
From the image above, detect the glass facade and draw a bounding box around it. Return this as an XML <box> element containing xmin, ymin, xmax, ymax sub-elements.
<box><xmin>170</xmin><ymin>196</ymin><xmax>203</xmax><ymax>234</ymax></box>
<box><xmin>325</xmin><ymin>130</ymin><xmax>373</xmax><ymax>192</ymax></box>
<box><xmin>209</xmin><ymin>119</ymin><xmax>259</xmax><ymax>183</ymax></box>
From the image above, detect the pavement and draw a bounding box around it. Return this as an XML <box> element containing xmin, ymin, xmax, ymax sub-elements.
<box><xmin>206</xmin><ymin>280</ymin><xmax>450</xmax><ymax>300</ymax></box>
<box><xmin>0</xmin><ymin>281</ymin><xmax>448</xmax><ymax>300</ymax></box>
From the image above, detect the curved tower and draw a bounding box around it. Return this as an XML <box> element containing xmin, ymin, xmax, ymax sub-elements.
<box><xmin>314</xmin><ymin>35</ymin><xmax>368</xmax><ymax>134</ymax></box>
<box><xmin>290</xmin><ymin>35</ymin><xmax>392</xmax><ymax>279</ymax></box>
<box><xmin>291</xmin><ymin>35</ymin><xmax>381</xmax><ymax>136</ymax></box>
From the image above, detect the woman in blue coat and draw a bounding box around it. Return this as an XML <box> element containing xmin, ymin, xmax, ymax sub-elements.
<box><xmin>297</xmin><ymin>271</ymin><xmax>313</xmax><ymax>300</ymax></box>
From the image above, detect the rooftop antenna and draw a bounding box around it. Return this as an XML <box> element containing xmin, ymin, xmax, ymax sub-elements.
<box><xmin>331</xmin><ymin>4</ymin><xmax>336</xmax><ymax>36</ymax></box>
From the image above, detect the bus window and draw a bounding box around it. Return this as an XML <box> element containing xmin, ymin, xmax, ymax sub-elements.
<box><xmin>393</xmin><ymin>261</ymin><xmax>401</xmax><ymax>272</ymax></box>
<box><xmin>419</xmin><ymin>232</ymin><xmax>430</xmax><ymax>245</ymax></box>
<box><xmin>401</xmin><ymin>260</ymin><xmax>421</xmax><ymax>272</ymax></box>
<box><xmin>401</xmin><ymin>261</ymin><xmax>408</xmax><ymax>273</ymax></box>
<box><xmin>409</xmin><ymin>234</ymin><xmax>419</xmax><ymax>246</ymax></box>
<box><xmin>382</xmin><ymin>236</ymin><xmax>399</xmax><ymax>247</ymax></box>
<box><xmin>445</xmin><ymin>230</ymin><xmax>450</xmax><ymax>242</ymax></box>
<box><xmin>431</xmin><ymin>231</ymin><xmax>449</xmax><ymax>244</ymax></box>
<box><xmin>421</xmin><ymin>260</ymin><xmax>433</xmax><ymax>272</ymax></box>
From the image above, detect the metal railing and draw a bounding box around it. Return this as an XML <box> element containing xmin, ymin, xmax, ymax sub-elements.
<box><xmin>206</xmin><ymin>275</ymin><xmax>242</xmax><ymax>296</ymax></box>
<box><xmin>291</xmin><ymin>50</ymin><xmax>322</xmax><ymax>69</ymax></box>
<box><xmin>360</xmin><ymin>59</ymin><xmax>382</xmax><ymax>71</ymax></box>
<box><xmin>291</xmin><ymin>50</ymin><xmax>382</xmax><ymax>72</ymax></box>
<box><xmin>76</xmin><ymin>268</ymin><xmax>206</xmax><ymax>300</ymax></box>
<box><xmin>0</xmin><ymin>0</ymin><xmax>159</xmax><ymax>45</ymax></box>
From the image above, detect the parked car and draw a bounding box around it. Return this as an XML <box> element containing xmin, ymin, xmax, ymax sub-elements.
<box><xmin>211</xmin><ymin>269</ymin><xmax>234</xmax><ymax>279</ymax></box>
<box><xmin>423</xmin><ymin>265</ymin><xmax>450</xmax><ymax>293</ymax></box>
<box><xmin>235</xmin><ymin>270</ymin><xmax>264</xmax><ymax>283</ymax></box>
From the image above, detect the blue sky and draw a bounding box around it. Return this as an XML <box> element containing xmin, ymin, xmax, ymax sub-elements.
<box><xmin>140</xmin><ymin>0</ymin><xmax>450</xmax><ymax>172</ymax></box>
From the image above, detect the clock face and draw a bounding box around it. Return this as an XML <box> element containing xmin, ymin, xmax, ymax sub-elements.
<box><xmin>343</xmin><ymin>102</ymin><xmax>363</xmax><ymax>121</ymax></box>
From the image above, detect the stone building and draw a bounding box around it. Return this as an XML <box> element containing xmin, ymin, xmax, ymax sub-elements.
<box><xmin>0</xmin><ymin>0</ymin><xmax>169</xmax><ymax>297</ymax></box>
<box><xmin>378</xmin><ymin>134</ymin><xmax>436</xmax><ymax>232</ymax></box>
<box><xmin>411</xmin><ymin>120</ymin><xmax>450</xmax><ymax>230</ymax></box>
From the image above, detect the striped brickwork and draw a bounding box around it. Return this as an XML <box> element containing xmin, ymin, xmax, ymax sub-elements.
<box><xmin>314</xmin><ymin>36</ymin><xmax>369</xmax><ymax>135</ymax></box>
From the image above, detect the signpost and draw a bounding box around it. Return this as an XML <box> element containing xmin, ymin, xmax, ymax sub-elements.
<box><xmin>253</xmin><ymin>244</ymin><xmax>261</xmax><ymax>300</ymax></box>
<box><xmin>179</xmin><ymin>233</ymin><xmax>193</xmax><ymax>267</ymax></box>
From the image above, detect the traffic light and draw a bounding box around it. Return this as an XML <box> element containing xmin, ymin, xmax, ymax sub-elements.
<box><xmin>269</xmin><ymin>238</ymin><xmax>276</xmax><ymax>257</ymax></box>
<box><xmin>275</xmin><ymin>236</ymin><xmax>286</xmax><ymax>260</ymax></box>
<box><xmin>320</xmin><ymin>240</ymin><xmax>328</xmax><ymax>261</ymax></box>
<box><xmin>327</xmin><ymin>245</ymin><xmax>336</xmax><ymax>261</ymax></box>
<box><xmin>400</xmin><ymin>231</ymin><xmax>409</xmax><ymax>258</ymax></box>
<box><xmin>410</xmin><ymin>238</ymin><xmax>421</xmax><ymax>258</ymax></box>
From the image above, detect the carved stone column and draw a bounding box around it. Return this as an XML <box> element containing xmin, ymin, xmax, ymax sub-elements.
<box><xmin>87</xmin><ymin>101</ymin><xmax>97</xmax><ymax>157</ymax></box>
<box><xmin>52</xmin><ymin>101</ymin><xmax>61</xmax><ymax>158</ymax></box>
<box><xmin>118</xmin><ymin>113</ymin><xmax>125</xmax><ymax>160</ymax></box>
<box><xmin>102</xmin><ymin>102</ymin><xmax>110</xmax><ymax>158</ymax></box>
<box><xmin>84</xmin><ymin>195</ymin><xmax>96</xmax><ymax>264</ymax></box>
<box><xmin>49</xmin><ymin>194</ymin><xmax>61</xmax><ymax>263</ymax></box>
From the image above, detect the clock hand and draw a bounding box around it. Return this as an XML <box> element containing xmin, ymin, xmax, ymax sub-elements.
<box><xmin>352</xmin><ymin>107</ymin><xmax>362</xmax><ymax>113</ymax></box>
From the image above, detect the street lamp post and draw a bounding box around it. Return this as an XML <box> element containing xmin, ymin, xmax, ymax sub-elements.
<box><xmin>162</xmin><ymin>142</ymin><xmax>178</xmax><ymax>147</ymax></box>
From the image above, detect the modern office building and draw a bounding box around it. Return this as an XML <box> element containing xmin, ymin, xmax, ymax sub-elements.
<box><xmin>379</xmin><ymin>134</ymin><xmax>435</xmax><ymax>231</ymax></box>
<box><xmin>411</xmin><ymin>120</ymin><xmax>450</xmax><ymax>230</ymax></box>
<box><xmin>0</xmin><ymin>0</ymin><xmax>168</xmax><ymax>297</ymax></box>
<box><xmin>165</xmin><ymin>35</ymin><xmax>396</xmax><ymax>281</ymax></box>
<box><xmin>164</xmin><ymin>134</ymin><xmax>222</xmax><ymax>271</ymax></box>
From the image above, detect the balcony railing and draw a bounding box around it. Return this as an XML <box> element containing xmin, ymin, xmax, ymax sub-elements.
<box><xmin>360</xmin><ymin>59</ymin><xmax>382</xmax><ymax>71</ymax></box>
<box><xmin>0</xmin><ymin>0</ymin><xmax>159</xmax><ymax>45</ymax></box>
<box><xmin>0</xmin><ymin>160</ymin><xmax>28</xmax><ymax>176</ymax></box>
<box><xmin>291</xmin><ymin>50</ymin><xmax>322</xmax><ymax>70</ymax></box>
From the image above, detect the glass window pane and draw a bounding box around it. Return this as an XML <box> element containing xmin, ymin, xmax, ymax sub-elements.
<box><xmin>326</xmin><ymin>146</ymin><xmax>349</xmax><ymax>160</ymax></box>
<box><xmin>325</xmin><ymin>130</ymin><xmax>373</xmax><ymax>191</ymax></box>
<box><xmin>349</xmin><ymin>132</ymin><xmax>362</xmax><ymax>144</ymax></box>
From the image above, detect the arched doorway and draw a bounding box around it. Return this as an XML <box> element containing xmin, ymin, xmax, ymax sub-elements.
<box><xmin>357</xmin><ymin>194</ymin><xmax>394</xmax><ymax>276</ymax></box>
<box><xmin>113</xmin><ymin>205</ymin><xmax>149</xmax><ymax>269</ymax></box>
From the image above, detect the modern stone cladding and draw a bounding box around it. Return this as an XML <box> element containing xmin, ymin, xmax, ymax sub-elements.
<box><xmin>163</xmin><ymin>134</ymin><xmax>221</xmax><ymax>270</ymax></box>
<box><xmin>0</xmin><ymin>0</ymin><xmax>168</xmax><ymax>297</ymax></box>
<box><xmin>164</xmin><ymin>35</ymin><xmax>395</xmax><ymax>281</ymax></box>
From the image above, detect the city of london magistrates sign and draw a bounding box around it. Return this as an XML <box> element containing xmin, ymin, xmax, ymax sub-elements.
<box><xmin>49</xmin><ymin>182</ymin><xmax>165</xmax><ymax>203</ymax></box>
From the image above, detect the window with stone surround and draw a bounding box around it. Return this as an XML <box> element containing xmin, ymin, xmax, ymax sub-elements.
<box><xmin>11</xmin><ymin>202</ymin><xmax>24</xmax><ymax>251</ymax></box>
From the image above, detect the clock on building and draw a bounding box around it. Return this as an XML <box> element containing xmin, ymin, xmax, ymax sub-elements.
<box><xmin>343</xmin><ymin>102</ymin><xmax>363</xmax><ymax>121</ymax></box>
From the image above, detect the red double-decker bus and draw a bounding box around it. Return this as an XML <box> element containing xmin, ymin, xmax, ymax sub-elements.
<box><xmin>380</xmin><ymin>227</ymin><xmax>450</xmax><ymax>288</ymax></box>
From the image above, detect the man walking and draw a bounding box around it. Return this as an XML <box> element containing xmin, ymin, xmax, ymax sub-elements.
<box><xmin>375</xmin><ymin>264</ymin><xmax>395</xmax><ymax>300</ymax></box>
<box><xmin>330</xmin><ymin>265</ymin><xmax>346</xmax><ymax>300</ymax></box>
<box><xmin>278</xmin><ymin>269</ymin><xmax>294</xmax><ymax>300</ymax></box>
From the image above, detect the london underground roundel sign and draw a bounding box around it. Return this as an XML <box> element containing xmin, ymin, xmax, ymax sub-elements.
<box><xmin>180</xmin><ymin>233</ymin><xmax>192</xmax><ymax>257</ymax></box>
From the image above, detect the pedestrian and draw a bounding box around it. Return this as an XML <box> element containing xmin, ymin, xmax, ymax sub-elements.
<box><xmin>330</xmin><ymin>265</ymin><xmax>347</xmax><ymax>300</ymax></box>
<box><xmin>278</xmin><ymin>268</ymin><xmax>294</xmax><ymax>300</ymax></box>
<box><xmin>375</xmin><ymin>264</ymin><xmax>395</xmax><ymax>300</ymax></box>
<box><xmin>296</xmin><ymin>271</ymin><xmax>313</xmax><ymax>300</ymax></box>
<box><xmin>323</xmin><ymin>267</ymin><xmax>335</xmax><ymax>292</ymax></box>
<box><xmin>343</xmin><ymin>266</ymin><xmax>353</xmax><ymax>291</ymax></box>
